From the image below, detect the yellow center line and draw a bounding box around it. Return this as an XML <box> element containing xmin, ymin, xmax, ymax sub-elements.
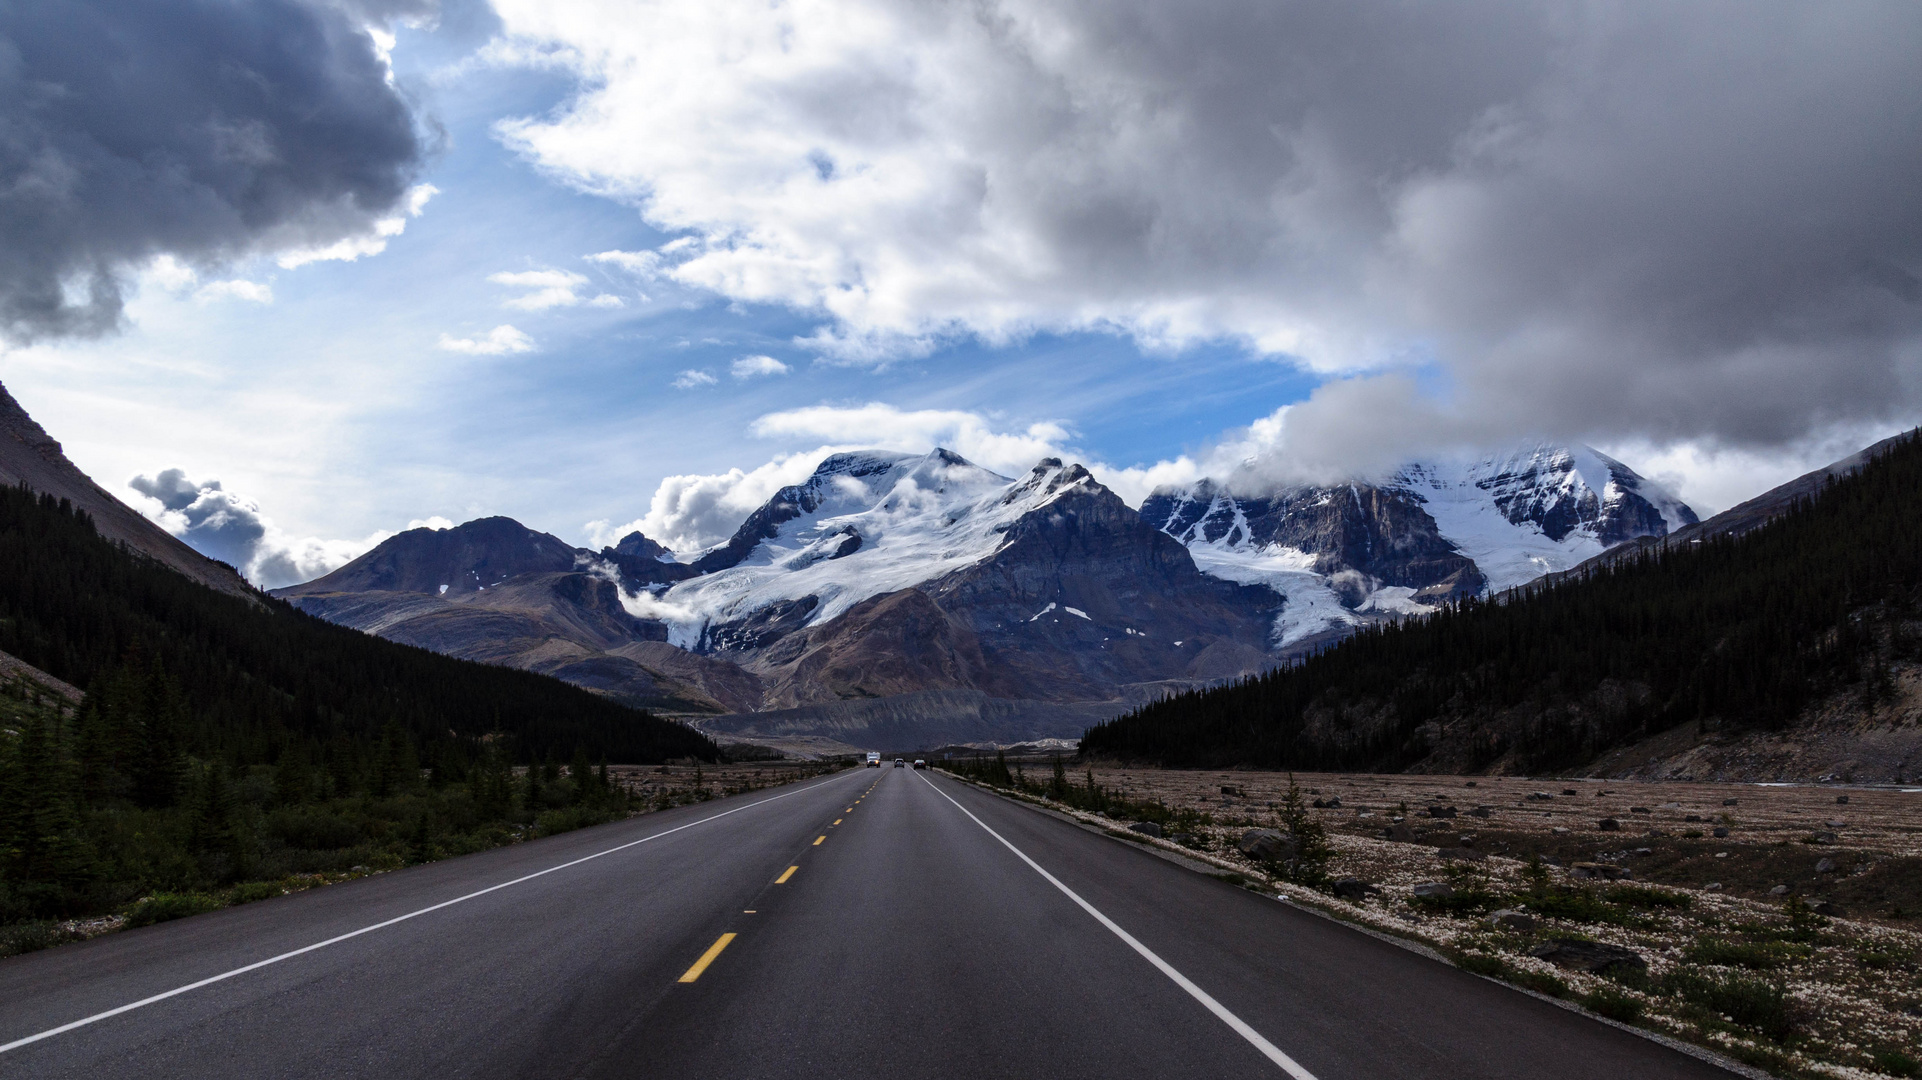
<box><xmin>833</xmin><ymin>819</ymin><xmax>842</xmax><ymax>825</ymax></box>
<box><xmin>677</xmin><ymin>933</ymin><xmax>736</xmax><ymax>983</ymax></box>
<box><xmin>775</xmin><ymin>865</ymin><xmax>799</xmax><ymax>884</ymax></box>
<box><xmin>813</xmin><ymin>836</ymin><xmax>825</xmax><ymax>845</ymax></box>
<box><xmin>743</xmin><ymin>910</ymin><xmax>756</xmax><ymax>914</ymax></box>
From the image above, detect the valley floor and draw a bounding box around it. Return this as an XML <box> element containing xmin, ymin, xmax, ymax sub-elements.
<box><xmin>1010</xmin><ymin>767</ymin><xmax>1922</xmax><ymax>1078</ymax></box>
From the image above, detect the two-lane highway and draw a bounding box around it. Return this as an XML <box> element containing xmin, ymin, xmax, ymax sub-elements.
<box><xmin>0</xmin><ymin>766</ymin><xmax>1737</xmax><ymax>1078</ymax></box>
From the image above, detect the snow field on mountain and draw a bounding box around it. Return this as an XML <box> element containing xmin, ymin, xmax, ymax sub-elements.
<box><xmin>617</xmin><ymin>451</ymin><xmax>1097</xmax><ymax>648</ymax></box>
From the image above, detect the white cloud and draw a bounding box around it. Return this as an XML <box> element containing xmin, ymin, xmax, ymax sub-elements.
<box><xmin>408</xmin><ymin>515</ymin><xmax>457</xmax><ymax>531</ymax></box>
<box><xmin>145</xmin><ymin>255</ymin><xmax>200</xmax><ymax>293</ymax></box>
<box><xmin>490</xmin><ymin>0</ymin><xmax>1922</xmax><ymax>461</ymax></box>
<box><xmin>487</xmin><ymin>268</ymin><xmax>622</xmax><ymax>310</ymax></box>
<box><xmin>672</xmin><ymin>368</ymin><xmax>718</xmax><ymax>388</ymax></box>
<box><xmin>194</xmin><ymin>279</ymin><xmax>274</xmax><ymax>304</ymax></box>
<box><xmin>731</xmin><ymin>354</ymin><xmax>791</xmax><ymax>379</ymax></box>
<box><xmin>587</xmin><ymin>451</ymin><xmax>826</xmax><ymax>551</ymax></box>
<box><xmin>586</xmin><ymin>249</ymin><xmax>665</xmax><ymax>277</ymax></box>
<box><xmin>437</xmin><ymin>324</ymin><xmax>536</xmax><ymax>355</ymax></box>
<box><xmin>277</xmin><ymin>183</ymin><xmax>439</xmax><ymax>269</ymax></box>
<box><xmin>128</xmin><ymin>469</ymin><xmax>390</xmax><ymax>589</ymax></box>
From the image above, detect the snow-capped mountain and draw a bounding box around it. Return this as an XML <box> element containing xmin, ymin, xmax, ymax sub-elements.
<box><xmin>277</xmin><ymin>449</ymin><xmax>1279</xmax><ymax>744</ymax></box>
<box><xmin>1140</xmin><ymin>444</ymin><xmax>1697</xmax><ymax>648</ymax></box>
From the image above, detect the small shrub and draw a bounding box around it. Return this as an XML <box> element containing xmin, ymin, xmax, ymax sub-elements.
<box><xmin>1513</xmin><ymin>969</ymin><xmax>1569</xmax><ymax>998</ymax></box>
<box><xmin>0</xmin><ymin>920</ymin><xmax>82</xmax><ymax>958</ymax></box>
<box><xmin>1603</xmin><ymin>885</ymin><xmax>1691</xmax><ymax>910</ymax></box>
<box><xmin>231</xmin><ymin>881</ymin><xmax>284</xmax><ymax>904</ymax></box>
<box><xmin>126</xmin><ymin>892</ymin><xmax>221</xmax><ymax>928</ymax></box>
<box><xmin>1582</xmin><ymin>986</ymin><xmax>1645</xmax><ymax>1023</ymax></box>
<box><xmin>1873</xmin><ymin>1050</ymin><xmax>1921</xmax><ymax>1078</ymax></box>
<box><xmin>1454</xmin><ymin>951</ymin><xmax>1512</xmax><ymax>978</ymax></box>
<box><xmin>1662</xmin><ymin>970</ymin><xmax>1798</xmax><ymax>1041</ymax></box>
<box><xmin>1683</xmin><ymin>936</ymin><xmax>1809</xmax><ymax>970</ymax></box>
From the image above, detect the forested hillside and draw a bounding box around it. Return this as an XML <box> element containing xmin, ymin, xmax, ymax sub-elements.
<box><xmin>1082</xmin><ymin>431</ymin><xmax>1922</xmax><ymax>775</ymax></box>
<box><xmin>0</xmin><ymin>485</ymin><xmax>714</xmax><ymax>934</ymax></box>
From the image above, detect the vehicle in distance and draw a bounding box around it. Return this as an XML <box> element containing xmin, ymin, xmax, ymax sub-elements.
<box><xmin>913</xmin><ymin>759</ymin><xmax>926</xmax><ymax>769</ymax></box>
<box><xmin>866</xmin><ymin>752</ymin><xmax>881</xmax><ymax>767</ymax></box>
<box><xmin>894</xmin><ymin>757</ymin><xmax>905</xmax><ymax>767</ymax></box>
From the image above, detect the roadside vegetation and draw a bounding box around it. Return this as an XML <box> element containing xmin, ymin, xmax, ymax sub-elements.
<box><xmin>968</xmin><ymin>765</ymin><xmax>1922</xmax><ymax>1080</ymax></box>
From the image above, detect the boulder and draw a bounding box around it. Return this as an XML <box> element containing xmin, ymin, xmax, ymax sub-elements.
<box><xmin>1835</xmin><ymin>795</ymin><xmax>1849</xmax><ymax>804</ymax></box>
<box><xmin>1412</xmin><ymin>882</ymin><xmax>1455</xmax><ymax>898</ymax></box>
<box><xmin>1529</xmin><ymin>938</ymin><xmax>1647</xmax><ymax>976</ymax></box>
<box><xmin>1325</xmin><ymin>797</ymin><xmax>1342</xmax><ymax>809</ymax></box>
<box><xmin>1824</xmin><ymin>820</ymin><xmax>1846</xmax><ymax>828</ymax></box>
<box><xmin>1712</xmin><ymin>826</ymin><xmax>1730</xmax><ymax>838</ymax></box>
<box><xmin>1128</xmin><ymin>821</ymin><xmax>1163</xmax><ymax>838</ymax></box>
<box><xmin>1469</xmin><ymin>806</ymin><xmax>1492</xmax><ymax>818</ymax></box>
<box><xmin>1464</xmin><ymin>781</ymin><xmax>1478</xmax><ymax>788</ymax></box>
<box><xmin>1685</xmin><ymin>814</ymin><xmax>1702</xmax><ymax>822</ymax></box>
<box><xmin>1238</xmin><ymin>829</ymin><xmax>1295</xmax><ymax>862</ymax></box>
<box><xmin>1705</xmin><ymin>882</ymin><xmax>1723</xmax><ymax>891</ymax></box>
<box><xmin>1811</xmin><ymin>831</ymin><xmax>1838</xmax><ymax>844</ymax></box>
<box><xmin>1427</xmin><ymin>805</ymin><xmax>1458</xmax><ymax>819</ymax></box>
<box><xmin>1485</xmin><ymin>909</ymin><xmax>1537</xmax><ymax>931</ymax></box>
<box><xmin>1815</xmin><ymin>857</ymin><xmax>1837</xmax><ymax>873</ymax></box>
<box><xmin>1331</xmin><ymin>878</ymin><xmax>1379</xmax><ymax>901</ymax></box>
<box><xmin>1629</xmin><ymin>807</ymin><xmax>1650</xmax><ymax>814</ymax></box>
<box><xmin>1598</xmin><ymin>818</ymin><xmax>1621</xmax><ymax>831</ymax></box>
<box><xmin>1769</xmin><ymin>884</ymin><xmax>1790</xmax><ymax>896</ymax></box>
<box><xmin>1723</xmin><ymin>798</ymin><xmax>1739</xmax><ymax>806</ymax></box>
<box><xmin>1562</xmin><ymin>789</ymin><xmax>1579</xmax><ymax>796</ymax></box>
<box><xmin>1527</xmin><ymin>792</ymin><xmax>1554</xmax><ymax>801</ymax></box>
<box><xmin>1380</xmin><ymin>823</ymin><xmax>1417</xmax><ymax>843</ymax></box>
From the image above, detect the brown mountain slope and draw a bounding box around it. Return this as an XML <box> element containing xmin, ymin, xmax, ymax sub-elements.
<box><xmin>0</xmin><ymin>380</ymin><xmax>253</xmax><ymax>598</ymax></box>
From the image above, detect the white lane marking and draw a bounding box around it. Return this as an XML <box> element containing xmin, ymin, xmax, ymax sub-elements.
<box><xmin>918</xmin><ymin>772</ymin><xmax>1319</xmax><ymax>1080</ymax></box>
<box><xmin>0</xmin><ymin>771</ymin><xmax>858</xmax><ymax>1056</ymax></box>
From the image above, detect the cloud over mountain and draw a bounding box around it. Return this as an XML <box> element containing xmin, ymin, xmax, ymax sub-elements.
<box><xmin>494</xmin><ymin>0</ymin><xmax>1922</xmax><ymax>459</ymax></box>
<box><xmin>0</xmin><ymin>0</ymin><xmax>428</xmax><ymax>343</ymax></box>
<box><xmin>128</xmin><ymin>468</ymin><xmax>390</xmax><ymax>589</ymax></box>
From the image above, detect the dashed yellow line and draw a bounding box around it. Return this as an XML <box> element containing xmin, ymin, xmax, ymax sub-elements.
<box><xmin>677</xmin><ymin>933</ymin><xmax>736</xmax><ymax>983</ymax></box>
<box><xmin>813</xmin><ymin>836</ymin><xmax>825</xmax><ymax>846</ymax></box>
<box><xmin>833</xmin><ymin>818</ymin><xmax>842</xmax><ymax>825</ymax></box>
<box><xmin>775</xmin><ymin>865</ymin><xmax>798</xmax><ymax>884</ymax></box>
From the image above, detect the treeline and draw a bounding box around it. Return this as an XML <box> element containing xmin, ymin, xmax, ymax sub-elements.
<box><xmin>1082</xmin><ymin>430</ymin><xmax>1922</xmax><ymax>773</ymax></box>
<box><xmin>0</xmin><ymin>483</ymin><xmax>716</xmax><ymax>935</ymax></box>
<box><xmin>0</xmin><ymin>484</ymin><xmax>716</xmax><ymax>765</ymax></box>
<box><xmin>1</xmin><ymin>662</ymin><xmax>645</xmax><ymax>935</ymax></box>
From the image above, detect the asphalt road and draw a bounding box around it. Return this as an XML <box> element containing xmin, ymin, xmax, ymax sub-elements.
<box><xmin>0</xmin><ymin>766</ymin><xmax>1738</xmax><ymax>1079</ymax></box>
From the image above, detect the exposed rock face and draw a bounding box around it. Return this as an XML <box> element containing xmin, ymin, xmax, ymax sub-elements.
<box><xmin>269</xmin><ymin>442</ymin><xmax>1700</xmax><ymax>751</ymax></box>
<box><xmin>0</xmin><ymin>380</ymin><xmax>253</xmax><ymax>598</ymax></box>
<box><xmin>274</xmin><ymin>449</ymin><xmax>1278</xmax><ymax>735</ymax></box>
<box><xmin>1144</xmin><ymin>478</ymin><xmax>1482</xmax><ymax>604</ymax></box>
<box><xmin>1141</xmin><ymin>443</ymin><xmax>1694</xmax><ymax>651</ymax></box>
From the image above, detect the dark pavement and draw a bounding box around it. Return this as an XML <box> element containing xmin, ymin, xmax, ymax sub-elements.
<box><xmin>0</xmin><ymin>766</ymin><xmax>1736</xmax><ymax>1079</ymax></box>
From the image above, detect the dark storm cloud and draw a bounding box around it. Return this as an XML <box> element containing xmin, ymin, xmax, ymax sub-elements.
<box><xmin>0</xmin><ymin>0</ymin><xmax>426</xmax><ymax>343</ymax></box>
<box><xmin>504</xmin><ymin>0</ymin><xmax>1922</xmax><ymax>460</ymax></box>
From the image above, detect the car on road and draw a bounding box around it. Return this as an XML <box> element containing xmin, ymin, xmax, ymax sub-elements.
<box><xmin>913</xmin><ymin>759</ymin><xmax>926</xmax><ymax>770</ymax></box>
<box><xmin>893</xmin><ymin>757</ymin><xmax>905</xmax><ymax>767</ymax></box>
<box><xmin>865</xmin><ymin>752</ymin><xmax>881</xmax><ymax>767</ymax></box>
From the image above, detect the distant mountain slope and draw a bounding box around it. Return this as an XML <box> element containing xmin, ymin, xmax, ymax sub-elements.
<box><xmin>0</xmin><ymin>380</ymin><xmax>253</xmax><ymax>598</ymax></box>
<box><xmin>1141</xmin><ymin>443</ymin><xmax>1694</xmax><ymax>649</ymax></box>
<box><xmin>1556</xmin><ymin>430</ymin><xmax>1912</xmax><ymax>578</ymax></box>
<box><xmin>0</xmin><ymin>483</ymin><xmax>717</xmax><ymax>765</ymax></box>
<box><xmin>278</xmin><ymin>451</ymin><xmax>1281</xmax><ymax>739</ymax></box>
<box><xmin>1084</xmin><ymin>431</ymin><xmax>1922</xmax><ymax>781</ymax></box>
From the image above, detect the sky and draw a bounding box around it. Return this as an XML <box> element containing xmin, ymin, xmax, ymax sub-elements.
<box><xmin>2</xmin><ymin>0</ymin><xmax>1919</xmax><ymax>588</ymax></box>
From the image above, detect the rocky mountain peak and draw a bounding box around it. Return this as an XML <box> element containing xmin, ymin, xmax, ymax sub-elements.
<box><xmin>280</xmin><ymin>515</ymin><xmax>583</xmax><ymax>597</ymax></box>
